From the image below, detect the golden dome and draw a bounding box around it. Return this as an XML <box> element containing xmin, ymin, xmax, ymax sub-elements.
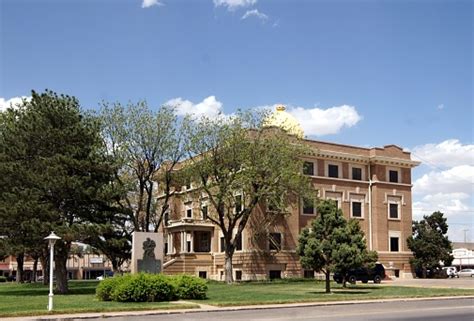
<box><xmin>263</xmin><ymin>105</ymin><xmax>304</xmax><ymax>138</ymax></box>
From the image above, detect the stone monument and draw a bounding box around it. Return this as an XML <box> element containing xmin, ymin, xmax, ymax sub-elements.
<box><xmin>131</xmin><ymin>232</ymin><xmax>163</xmax><ymax>274</ymax></box>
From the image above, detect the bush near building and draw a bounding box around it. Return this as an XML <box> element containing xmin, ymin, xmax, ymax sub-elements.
<box><xmin>96</xmin><ymin>273</ymin><xmax>207</xmax><ymax>302</ymax></box>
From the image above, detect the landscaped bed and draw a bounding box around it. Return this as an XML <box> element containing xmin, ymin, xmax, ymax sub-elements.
<box><xmin>1</xmin><ymin>279</ymin><xmax>473</xmax><ymax>317</ymax></box>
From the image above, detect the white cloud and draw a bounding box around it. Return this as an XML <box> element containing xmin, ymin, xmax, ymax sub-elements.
<box><xmin>413</xmin><ymin>165</ymin><xmax>474</xmax><ymax>195</ymax></box>
<box><xmin>165</xmin><ymin>96</ymin><xmax>223</xmax><ymax>118</ymax></box>
<box><xmin>287</xmin><ymin>105</ymin><xmax>362</xmax><ymax>136</ymax></box>
<box><xmin>213</xmin><ymin>0</ymin><xmax>257</xmax><ymax>10</ymax></box>
<box><xmin>411</xmin><ymin>139</ymin><xmax>474</xmax><ymax>168</ymax></box>
<box><xmin>0</xmin><ymin>96</ymin><xmax>30</xmax><ymax>112</ymax></box>
<box><xmin>437</xmin><ymin>104</ymin><xmax>444</xmax><ymax>110</ymax></box>
<box><xmin>142</xmin><ymin>0</ymin><xmax>163</xmax><ymax>8</ymax></box>
<box><xmin>241</xmin><ymin>9</ymin><xmax>268</xmax><ymax>21</ymax></box>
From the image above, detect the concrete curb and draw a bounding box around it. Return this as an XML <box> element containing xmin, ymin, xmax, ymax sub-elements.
<box><xmin>3</xmin><ymin>296</ymin><xmax>474</xmax><ymax>321</ymax></box>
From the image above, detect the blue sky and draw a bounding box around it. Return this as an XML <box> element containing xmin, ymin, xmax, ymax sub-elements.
<box><xmin>1</xmin><ymin>0</ymin><xmax>473</xmax><ymax>241</ymax></box>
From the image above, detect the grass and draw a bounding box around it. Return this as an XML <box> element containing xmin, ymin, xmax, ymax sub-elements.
<box><xmin>198</xmin><ymin>279</ymin><xmax>474</xmax><ymax>306</ymax></box>
<box><xmin>1</xmin><ymin>278</ymin><xmax>473</xmax><ymax>317</ymax></box>
<box><xmin>0</xmin><ymin>280</ymin><xmax>198</xmax><ymax>317</ymax></box>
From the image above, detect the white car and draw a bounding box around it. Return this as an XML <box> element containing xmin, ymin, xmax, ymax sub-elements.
<box><xmin>96</xmin><ymin>275</ymin><xmax>104</xmax><ymax>280</ymax></box>
<box><xmin>458</xmin><ymin>269</ymin><xmax>474</xmax><ymax>277</ymax></box>
<box><xmin>443</xmin><ymin>266</ymin><xmax>459</xmax><ymax>278</ymax></box>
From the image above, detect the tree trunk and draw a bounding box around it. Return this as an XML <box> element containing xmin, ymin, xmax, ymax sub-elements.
<box><xmin>55</xmin><ymin>242</ymin><xmax>70</xmax><ymax>294</ymax></box>
<box><xmin>15</xmin><ymin>253</ymin><xmax>24</xmax><ymax>283</ymax></box>
<box><xmin>325</xmin><ymin>271</ymin><xmax>331</xmax><ymax>294</ymax></box>
<box><xmin>342</xmin><ymin>275</ymin><xmax>347</xmax><ymax>288</ymax></box>
<box><xmin>224</xmin><ymin>251</ymin><xmax>234</xmax><ymax>284</ymax></box>
<box><xmin>32</xmin><ymin>257</ymin><xmax>38</xmax><ymax>282</ymax></box>
<box><xmin>40</xmin><ymin>251</ymin><xmax>49</xmax><ymax>285</ymax></box>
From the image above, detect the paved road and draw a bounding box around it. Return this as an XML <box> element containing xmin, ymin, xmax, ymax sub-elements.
<box><xmin>80</xmin><ymin>298</ymin><xmax>473</xmax><ymax>321</ymax></box>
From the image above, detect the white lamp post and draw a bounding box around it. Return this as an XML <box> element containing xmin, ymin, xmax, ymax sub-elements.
<box><xmin>44</xmin><ymin>232</ymin><xmax>61</xmax><ymax>311</ymax></box>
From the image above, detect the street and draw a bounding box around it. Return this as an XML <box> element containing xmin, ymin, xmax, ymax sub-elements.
<box><xmin>77</xmin><ymin>298</ymin><xmax>473</xmax><ymax>321</ymax></box>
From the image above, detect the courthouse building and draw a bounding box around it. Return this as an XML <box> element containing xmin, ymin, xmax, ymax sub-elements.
<box><xmin>161</xmin><ymin>106</ymin><xmax>420</xmax><ymax>280</ymax></box>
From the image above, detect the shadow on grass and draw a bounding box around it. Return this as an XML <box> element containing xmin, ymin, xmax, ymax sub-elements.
<box><xmin>0</xmin><ymin>285</ymin><xmax>96</xmax><ymax>297</ymax></box>
<box><xmin>308</xmin><ymin>290</ymin><xmax>370</xmax><ymax>295</ymax></box>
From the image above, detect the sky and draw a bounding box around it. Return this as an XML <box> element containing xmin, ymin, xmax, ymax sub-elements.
<box><xmin>1</xmin><ymin>0</ymin><xmax>473</xmax><ymax>241</ymax></box>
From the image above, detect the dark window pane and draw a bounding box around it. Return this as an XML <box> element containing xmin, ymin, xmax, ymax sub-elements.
<box><xmin>164</xmin><ymin>212</ymin><xmax>170</xmax><ymax>226</ymax></box>
<box><xmin>220</xmin><ymin>237</ymin><xmax>225</xmax><ymax>252</ymax></box>
<box><xmin>303</xmin><ymin>162</ymin><xmax>314</xmax><ymax>175</ymax></box>
<box><xmin>269</xmin><ymin>270</ymin><xmax>281</xmax><ymax>280</ymax></box>
<box><xmin>389</xmin><ymin>170</ymin><xmax>398</xmax><ymax>183</ymax></box>
<box><xmin>303</xmin><ymin>198</ymin><xmax>314</xmax><ymax>214</ymax></box>
<box><xmin>352</xmin><ymin>167</ymin><xmax>362</xmax><ymax>180</ymax></box>
<box><xmin>352</xmin><ymin>202</ymin><xmax>362</xmax><ymax>217</ymax></box>
<box><xmin>328</xmin><ymin>165</ymin><xmax>339</xmax><ymax>178</ymax></box>
<box><xmin>201</xmin><ymin>206</ymin><xmax>208</xmax><ymax>220</ymax></box>
<box><xmin>235</xmin><ymin>270</ymin><xmax>242</xmax><ymax>281</ymax></box>
<box><xmin>198</xmin><ymin>271</ymin><xmax>207</xmax><ymax>279</ymax></box>
<box><xmin>164</xmin><ymin>242</ymin><xmax>168</xmax><ymax>255</ymax></box>
<box><xmin>187</xmin><ymin>241</ymin><xmax>191</xmax><ymax>253</ymax></box>
<box><xmin>235</xmin><ymin>195</ymin><xmax>242</xmax><ymax>213</ymax></box>
<box><xmin>269</xmin><ymin>233</ymin><xmax>282</xmax><ymax>251</ymax></box>
<box><xmin>304</xmin><ymin>270</ymin><xmax>314</xmax><ymax>278</ymax></box>
<box><xmin>186</xmin><ymin>208</ymin><xmax>192</xmax><ymax>218</ymax></box>
<box><xmin>390</xmin><ymin>237</ymin><xmax>399</xmax><ymax>252</ymax></box>
<box><xmin>389</xmin><ymin>203</ymin><xmax>398</xmax><ymax>219</ymax></box>
<box><xmin>235</xmin><ymin>234</ymin><xmax>242</xmax><ymax>251</ymax></box>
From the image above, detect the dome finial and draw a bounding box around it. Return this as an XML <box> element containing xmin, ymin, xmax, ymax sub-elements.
<box><xmin>276</xmin><ymin>105</ymin><xmax>286</xmax><ymax>112</ymax></box>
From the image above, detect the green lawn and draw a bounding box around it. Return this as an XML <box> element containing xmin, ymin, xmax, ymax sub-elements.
<box><xmin>200</xmin><ymin>279</ymin><xmax>474</xmax><ymax>306</ymax></box>
<box><xmin>0</xmin><ymin>281</ymin><xmax>198</xmax><ymax>317</ymax></box>
<box><xmin>1</xmin><ymin>279</ymin><xmax>473</xmax><ymax>317</ymax></box>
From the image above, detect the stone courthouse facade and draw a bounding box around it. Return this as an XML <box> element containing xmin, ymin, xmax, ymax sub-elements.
<box><xmin>161</xmin><ymin>107</ymin><xmax>420</xmax><ymax>280</ymax></box>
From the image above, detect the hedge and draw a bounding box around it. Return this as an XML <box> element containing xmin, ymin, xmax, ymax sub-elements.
<box><xmin>96</xmin><ymin>273</ymin><xmax>207</xmax><ymax>302</ymax></box>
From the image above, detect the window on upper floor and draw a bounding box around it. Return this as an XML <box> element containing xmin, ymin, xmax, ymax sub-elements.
<box><xmin>220</xmin><ymin>237</ymin><xmax>225</xmax><ymax>252</ymax></box>
<box><xmin>303</xmin><ymin>161</ymin><xmax>314</xmax><ymax>176</ymax></box>
<box><xmin>389</xmin><ymin>170</ymin><xmax>399</xmax><ymax>183</ymax></box>
<box><xmin>351</xmin><ymin>201</ymin><xmax>362</xmax><ymax>218</ymax></box>
<box><xmin>234</xmin><ymin>194</ymin><xmax>243</xmax><ymax>214</ymax></box>
<box><xmin>352</xmin><ymin>167</ymin><xmax>362</xmax><ymax>180</ymax></box>
<box><xmin>235</xmin><ymin>233</ymin><xmax>242</xmax><ymax>251</ymax></box>
<box><xmin>389</xmin><ymin>203</ymin><xmax>399</xmax><ymax>219</ymax></box>
<box><xmin>186</xmin><ymin>207</ymin><xmax>193</xmax><ymax>218</ymax></box>
<box><xmin>269</xmin><ymin>233</ymin><xmax>282</xmax><ymax>251</ymax></box>
<box><xmin>328</xmin><ymin>164</ymin><xmax>339</xmax><ymax>178</ymax></box>
<box><xmin>201</xmin><ymin>205</ymin><xmax>208</xmax><ymax>220</ymax></box>
<box><xmin>164</xmin><ymin>211</ymin><xmax>170</xmax><ymax>226</ymax></box>
<box><xmin>302</xmin><ymin>198</ymin><xmax>315</xmax><ymax>215</ymax></box>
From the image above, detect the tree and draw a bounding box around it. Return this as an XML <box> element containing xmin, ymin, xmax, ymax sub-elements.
<box><xmin>99</xmin><ymin>102</ymin><xmax>186</xmax><ymax>232</ymax></box>
<box><xmin>0</xmin><ymin>90</ymin><xmax>118</xmax><ymax>293</ymax></box>
<box><xmin>184</xmin><ymin>111</ymin><xmax>312</xmax><ymax>283</ymax></box>
<box><xmin>332</xmin><ymin>219</ymin><xmax>378</xmax><ymax>288</ymax></box>
<box><xmin>407</xmin><ymin>211</ymin><xmax>453</xmax><ymax>278</ymax></box>
<box><xmin>297</xmin><ymin>200</ymin><xmax>375</xmax><ymax>293</ymax></box>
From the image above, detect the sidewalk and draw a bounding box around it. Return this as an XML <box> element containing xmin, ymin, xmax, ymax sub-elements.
<box><xmin>3</xmin><ymin>295</ymin><xmax>474</xmax><ymax>321</ymax></box>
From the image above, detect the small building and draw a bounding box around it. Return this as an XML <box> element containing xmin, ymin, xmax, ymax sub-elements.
<box><xmin>452</xmin><ymin>242</ymin><xmax>474</xmax><ymax>269</ymax></box>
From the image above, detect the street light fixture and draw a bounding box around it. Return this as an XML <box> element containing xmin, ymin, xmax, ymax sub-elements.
<box><xmin>44</xmin><ymin>232</ymin><xmax>61</xmax><ymax>311</ymax></box>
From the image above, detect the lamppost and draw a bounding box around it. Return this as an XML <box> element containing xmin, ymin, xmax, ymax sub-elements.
<box><xmin>44</xmin><ymin>232</ymin><xmax>61</xmax><ymax>311</ymax></box>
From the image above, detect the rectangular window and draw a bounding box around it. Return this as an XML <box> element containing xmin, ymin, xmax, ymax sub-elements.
<box><xmin>187</xmin><ymin>240</ymin><xmax>191</xmax><ymax>253</ymax></box>
<box><xmin>220</xmin><ymin>237</ymin><xmax>225</xmax><ymax>252</ymax></box>
<box><xmin>389</xmin><ymin>170</ymin><xmax>399</xmax><ymax>183</ymax></box>
<box><xmin>352</xmin><ymin>201</ymin><xmax>362</xmax><ymax>218</ymax></box>
<box><xmin>235</xmin><ymin>195</ymin><xmax>242</xmax><ymax>213</ymax></box>
<box><xmin>164</xmin><ymin>212</ymin><xmax>170</xmax><ymax>226</ymax></box>
<box><xmin>303</xmin><ymin>198</ymin><xmax>315</xmax><ymax>215</ymax></box>
<box><xmin>235</xmin><ymin>233</ymin><xmax>242</xmax><ymax>251</ymax></box>
<box><xmin>389</xmin><ymin>203</ymin><xmax>399</xmax><ymax>219</ymax></box>
<box><xmin>186</xmin><ymin>208</ymin><xmax>193</xmax><ymax>218</ymax></box>
<box><xmin>269</xmin><ymin>270</ymin><xmax>282</xmax><ymax>280</ymax></box>
<box><xmin>390</xmin><ymin>237</ymin><xmax>399</xmax><ymax>252</ymax></box>
<box><xmin>198</xmin><ymin>271</ymin><xmax>207</xmax><ymax>279</ymax></box>
<box><xmin>352</xmin><ymin>167</ymin><xmax>362</xmax><ymax>180</ymax></box>
<box><xmin>303</xmin><ymin>161</ymin><xmax>314</xmax><ymax>175</ymax></box>
<box><xmin>235</xmin><ymin>270</ymin><xmax>242</xmax><ymax>281</ymax></box>
<box><xmin>328</xmin><ymin>164</ymin><xmax>339</xmax><ymax>178</ymax></box>
<box><xmin>304</xmin><ymin>270</ymin><xmax>314</xmax><ymax>278</ymax></box>
<box><xmin>201</xmin><ymin>205</ymin><xmax>208</xmax><ymax>220</ymax></box>
<box><xmin>269</xmin><ymin>233</ymin><xmax>282</xmax><ymax>251</ymax></box>
<box><xmin>164</xmin><ymin>242</ymin><xmax>168</xmax><ymax>255</ymax></box>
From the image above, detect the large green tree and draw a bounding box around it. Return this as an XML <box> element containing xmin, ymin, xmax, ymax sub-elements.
<box><xmin>0</xmin><ymin>90</ymin><xmax>118</xmax><ymax>293</ymax></box>
<box><xmin>407</xmin><ymin>211</ymin><xmax>453</xmax><ymax>278</ymax></box>
<box><xmin>184</xmin><ymin>111</ymin><xmax>312</xmax><ymax>283</ymax></box>
<box><xmin>99</xmin><ymin>101</ymin><xmax>186</xmax><ymax>233</ymax></box>
<box><xmin>297</xmin><ymin>200</ymin><xmax>375</xmax><ymax>293</ymax></box>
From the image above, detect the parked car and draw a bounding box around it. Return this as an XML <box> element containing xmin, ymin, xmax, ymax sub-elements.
<box><xmin>333</xmin><ymin>263</ymin><xmax>386</xmax><ymax>284</ymax></box>
<box><xmin>442</xmin><ymin>266</ymin><xmax>459</xmax><ymax>278</ymax></box>
<box><xmin>458</xmin><ymin>269</ymin><xmax>474</xmax><ymax>277</ymax></box>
